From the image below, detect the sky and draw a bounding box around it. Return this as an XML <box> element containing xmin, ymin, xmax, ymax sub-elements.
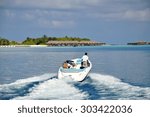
<box><xmin>0</xmin><ymin>0</ymin><xmax>150</xmax><ymax>44</ymax></box>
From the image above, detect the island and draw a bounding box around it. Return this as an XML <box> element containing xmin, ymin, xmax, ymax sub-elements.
<box><xmin>0</xmin><ymin>36</ymin><xmax>105</xmax><ymax>47</ymax></box>
<box><xmin>127</xmin><ymin>41</ymin><xmax>150</xmax><ymax>45</ymax></box>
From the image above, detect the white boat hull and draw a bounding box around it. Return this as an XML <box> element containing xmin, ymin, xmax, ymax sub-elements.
<box><xmin>58</xmin><ymin>58</ymin><xmax>92</xmax><ymax>82</ymax></box>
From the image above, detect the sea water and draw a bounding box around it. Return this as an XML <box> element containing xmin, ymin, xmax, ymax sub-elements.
<box><xmin>0</xmin><ymin>45</ymin><xmax>150</xmax><ymax>100</ymax></box>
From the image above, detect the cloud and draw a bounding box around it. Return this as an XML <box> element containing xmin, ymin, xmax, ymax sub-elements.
<box><xmin>19</xmin><ymin>9</ymin><xmax>76</xmax><ymax>28</ymax></box>
<box><xmin>4</xmin><ymin>10</ymin><xmax>15</xmax><ymax>18</ymax></box>
<box><xmin>89</xmin><ymin>8</ymin><xmax>150</xmax><ymax>21</ymax></box>
<box><xmin>0</xmin><ymin>0</ymin><xmax>80</xmax><ymax>9</ymax></box>
<box><xmin>1</xmin><ymin>0</ymin><xmax>150</xmax><ymax>24</ymax></box>
<box><xmin>0</xmin><ymin>0</ymin><xmax>103</xmax><ymax>9</ymax></box>
<box><xmin>1</xmin><ymin>0</ymin><xmax>149</xmax><ymax>10</ymax></box>
<box><xmin>51</xmin><ymin>20</ymin><xmax>75</xmax><ymax>28</ymax></box>
<box><xmin>0</xmin><ymin>6</ymin><xmax>76</xmax><ymax>29</ymax></box>
<box><xmin>37</xmin><ymin>18</ymin><xmax>75</xmax><ymax>28</ymax></box>
<box><xmin>123</xmin><ymin>8</ymin><xmax>150</xmax><ymax>21</ymax></box>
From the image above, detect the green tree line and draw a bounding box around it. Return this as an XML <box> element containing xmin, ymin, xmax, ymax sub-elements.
<box><xmin>0</xmin><ymin>35</ymin><xmax>91</xmax><ymax>45</ymax></box>
<box><xmin>0</xmin><ymin>37</ymin><xmax>19</xmax><ymax>45</ymax></box>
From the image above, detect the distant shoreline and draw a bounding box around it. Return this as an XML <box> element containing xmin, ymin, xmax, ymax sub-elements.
<box><xmin>0</xmin><ymin>44</ymin><xmax>150</xmax><ymax>48</ymax></box>
<box><xmin>0</xmin><ymin>45</ymin><xmax>48</xmax><ymax>48</ymax></box>
<box><xmin>1</xmin><ymin>36</ymin><xmax>149</xmax><ymax>47</ymax></box>
<box><xmin>127</xmin><ymin>41</ymin><xmax>150</xmax><ymax>45</ymax></box>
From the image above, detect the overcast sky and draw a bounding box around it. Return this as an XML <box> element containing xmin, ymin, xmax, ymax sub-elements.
<box><xmin>0</xmin><ymin>0</ymin><xmax>150</xmax><ymax>44</ymax></box>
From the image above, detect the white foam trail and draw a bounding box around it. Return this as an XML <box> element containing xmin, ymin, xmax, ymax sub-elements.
<box><xmin>89</xmin><ymin>73</ymin><xmax>150</xmax><ymax>99</ymax></box>
<box><xmin>14</xmin><ymin>78</ymin><xmax>87</xmax><ymax>100</ymax></box>
<box><xmin>0</xmin><ymin>73</ymin><xmax>88</xmax><ymax>100</ymax></box>
<box><xmin>0</xmin><ymin>73</ymin><xmax>54</xmax><ymax>92</ymax></box>
<box><xmin>1</xmin><ymin>73</ymin><xmax>150</xmax><ymax>100</ymax></box>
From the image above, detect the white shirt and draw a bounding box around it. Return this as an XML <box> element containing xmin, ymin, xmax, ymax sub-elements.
<box><xmin>82</xmin><ymin>55</ymin><xmax>89</xmax><ymax>61</ymax></box>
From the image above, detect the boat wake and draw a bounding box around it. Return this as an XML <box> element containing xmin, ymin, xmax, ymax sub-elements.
<box><xmin>0</xmin><ymin>73</ymin><xmax>150</xmax><ymax>100</ymax></box>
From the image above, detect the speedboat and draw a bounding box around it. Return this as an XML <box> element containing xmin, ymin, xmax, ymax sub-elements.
<box><xmin>58</xmin><ymin>58</ymin><xmax>92</xmax><ymax>82</ymax></box>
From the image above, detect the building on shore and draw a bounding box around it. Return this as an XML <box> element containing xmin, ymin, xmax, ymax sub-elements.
<box><xmin>127</xmin><ymin>41</ymin><xmax>150</xmax><ymax>45</ymax></box>
<box><xmin>47</xmin><ymin>41</ymin><xmax>105</xmax><ymax>46</ymax></box>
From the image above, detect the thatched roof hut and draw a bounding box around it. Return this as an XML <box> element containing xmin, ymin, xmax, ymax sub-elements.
<box><xmin>47</xmin><ymin>41</ymin><xmax>105</xmax><ymax>46</ymax></box>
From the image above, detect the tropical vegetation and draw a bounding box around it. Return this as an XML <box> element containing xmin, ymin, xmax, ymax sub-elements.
<box><xmin>0</xmin><ymin>35</ymin><xmax>91</xmax><ymax>45</ymax></box>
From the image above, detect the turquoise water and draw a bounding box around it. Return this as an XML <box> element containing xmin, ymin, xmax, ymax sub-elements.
<box><xmin>0</xmin><ymin>45</ymin><xmax>150</xmax><ymax>99</ymax></box>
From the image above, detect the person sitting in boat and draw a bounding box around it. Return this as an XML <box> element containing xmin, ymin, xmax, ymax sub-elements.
<box><xmin>62</xmin><ymin>61</ymin><xmax>70</xmax><ymax>69</ymax></box>
<box><xmin>63</xmin><ymin>60</ymin><xmax>75</xmax><ymax>69</ymax></box>
<box><xmin>81</xmin><ymin>52</ymin><xmax>90</xmax><ymax>68</ymax></box>
<box><xmin>66</xmin><ymin>60</ymin><xmax>76</xmax><ymax>68</ymax></box>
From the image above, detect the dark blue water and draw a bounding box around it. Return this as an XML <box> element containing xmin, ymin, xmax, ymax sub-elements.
<box><xmin>0</xmin><ymin>45</ymin><xmax>150</xmax><ymax>100</ymax></box>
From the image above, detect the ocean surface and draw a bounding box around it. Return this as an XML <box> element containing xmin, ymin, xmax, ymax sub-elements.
<box><xmin>0</xmin><ymin>45</ymin><xmax>150</xmax><ymax>100</ymax></box>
